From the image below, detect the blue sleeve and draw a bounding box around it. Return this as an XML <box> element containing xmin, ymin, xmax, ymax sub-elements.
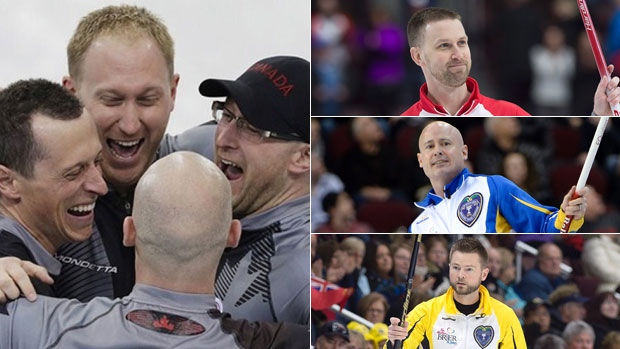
<box><xmin>487</xmin><ymin>176</ymin><xmax>560</xmax><ymax>233</ymax></box>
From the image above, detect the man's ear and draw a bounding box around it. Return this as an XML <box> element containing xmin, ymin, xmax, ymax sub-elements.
<box><xmin>62</xmin><ymin>76</ymin><xmax>77</xmax><ymax>94</ymax></box>
<box><xmin>169</xmin><ymin>74</ymin><xmax>180</xmax><ymax>110</ymax></box>
<box><xmin>122</xmin><ymin>216</ymin><xmax>136</xmax><ymax>247</ymax></box>
<box><xmin>226</xmin><ymin>219</ymin><xmax>242</xmax><ymax>248</ymax></box>
<box><xmin>410</xmin><ymin>47</ymin><xmax>423</xmax><ymax>67</ymax></box>
<box><xmin>288</xmin><ymin>143</ymin><xmax>310</xmax><ymax>174</ymax></box>
<box><xmin>481</xmin><ymin>267</ymin><xmax>489</xmax><ymax>282</ymax></box>
<box><xmin>0</xmin><ymin>165</ymin><xmax>21</xmax><ymax>200</ymax></box>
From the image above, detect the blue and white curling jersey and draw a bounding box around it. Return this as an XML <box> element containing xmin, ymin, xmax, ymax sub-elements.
<box><xmin>410</xmin><ymin>169</ymin><xmax>583</xmax><ymax>233</ymax></box>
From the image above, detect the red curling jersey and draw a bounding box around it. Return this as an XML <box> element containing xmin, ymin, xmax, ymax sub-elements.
<box><xmin>401</xmin><ymin>77</ymin><xmax>530</xmax><ymax>116</ymax></box>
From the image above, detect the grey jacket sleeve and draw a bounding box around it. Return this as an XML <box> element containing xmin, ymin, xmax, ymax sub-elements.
<box><xmin>158</xmin><ymin>121</ymin><xmax>217</xmax><ymax>161</ymax></box>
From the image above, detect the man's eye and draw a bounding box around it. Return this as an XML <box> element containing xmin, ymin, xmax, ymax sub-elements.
<box><xmin>101</xmin><ymin>96</ymin><xmax>122</xmax><ymax>106</ymax></box>
<box><xmin>65</xmin><ymin>168</ymin><xmax>82</xmax><ymax>179</ymax></box>
<box><xmin>138</xmin><ymin>96</ymin><xmax>158</xmax><ymax>106</ymax></box>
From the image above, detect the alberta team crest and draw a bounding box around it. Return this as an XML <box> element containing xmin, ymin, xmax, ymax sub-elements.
<box><xmin>457</xmin><ymin>192</ymin><xmax>483</xmax><ymax>227</ymax></box>
<box><xmin>473</xmin><ymin>325</ymin><xmax>494</xmax><ymax>348</ymax></box>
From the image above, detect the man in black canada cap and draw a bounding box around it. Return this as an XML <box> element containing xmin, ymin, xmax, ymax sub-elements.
<box><xmin>315</xmin><ymin>320</ymin><xmax>350</xmax><ymax>349</ymax></box>
<box><xmin>159</xmin><ymin>55</ymin><xmax>310</xmax><ymax>325</ymax></box>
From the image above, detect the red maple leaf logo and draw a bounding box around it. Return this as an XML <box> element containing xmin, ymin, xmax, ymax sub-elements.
<box><xmin>152</xmin><ymin>316</ymin><xmax>175</xmax><ymax>331</ymax></box>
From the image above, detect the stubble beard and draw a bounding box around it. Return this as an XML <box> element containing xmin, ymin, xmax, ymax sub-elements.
<box><xmin>450</xmin><ymin>280</ymin><xmax>478</xmax><ymax>296</ymax></box>
<box><xmin>431</xmin><ymin>61</ymin><xmax>470</xmax><ymax>88</ymax></box>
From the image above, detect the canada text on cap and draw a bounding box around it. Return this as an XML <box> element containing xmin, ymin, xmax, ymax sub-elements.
<box><xmin>199</xmin><ymin>56</ymin><xmax>309</xmax><ymax>143</ymax></box>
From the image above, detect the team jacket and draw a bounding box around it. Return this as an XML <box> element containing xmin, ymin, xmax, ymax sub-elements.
<box><xmin>401</xmin><ymin>77</ymin><xmax>530</xmax><ymax>116</ymax></box>
<box><xmin>160</xmin><ymin>123</ymin><xmax>310</xmax><ymax>325</ymax></box>
<box><xmin>385</xmin><ymin>285</ymin><xmax>526</xmax><ymax>349</ymax></box>
<box><xmin>0</xmin><ymin>284</ymin><xmax>308</xmax><ymax>349</ymax></box>
<box><xmin>0</xmin><ymin>215</ymin><xmax>62</xmax><ymax>297</ymax></box>
<box><xmin>410</xmin><ymin>169</ymin><xmax>583</xmax><ymax>233</ymax></box>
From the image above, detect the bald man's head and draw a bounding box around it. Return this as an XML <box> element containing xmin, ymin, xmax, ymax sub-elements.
<box><xmin>131</xmin><ymin>151</ymin><xmax>232</xmax><ymax>273</ymax></box>
<box><xmin>417</xmin><ymin>121</ymin><xmax>468</xmax><ymax>190</ymax></box>
<box><xmin>418</xmin><ymin>121</ymin><xmax>464</xmax><ymax>152</ymax></box>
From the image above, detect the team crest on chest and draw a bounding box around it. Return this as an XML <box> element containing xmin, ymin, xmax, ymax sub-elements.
<box><xmin>457</xmin><ymin>192</ymin><xmax>483</xmax><ymax>227</ymax></box>
<box><xmin>473</xmin><ymin>325</ymin><xmax>494</xmax><ymax>348</ymax></box>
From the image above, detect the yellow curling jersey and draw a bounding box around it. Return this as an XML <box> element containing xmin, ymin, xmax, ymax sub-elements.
<box><xmin>389</xmin><ymin>285</ymin><xmax>526</xmax><ymax>349</ymax></box>
<box><xmin>410</xmin><ymin>168</ymin><xmax>583</xmax><ymax>233</ymax></box>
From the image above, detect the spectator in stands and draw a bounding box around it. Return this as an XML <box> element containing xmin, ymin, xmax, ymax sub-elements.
<box><xmin>529</xmin><ymin>23</ymin><xmax>576</xmax><ymax>116</ymax></box>
<box><xmin>346</xmin><ymin>329</ymin><xmax>365</xmax><ymax>349</ymax></box>
<box><xmin>549</xmin><ymin>284</ymin><xmax>588</xmax><ymax>333</ymax></box>
<box><xmin>534</xmin><ymin>333</ymin><xmax>566</xmax><ymax>349</ymax></box>
<box><xmin>335</xmin><ymin>118</ymin><xmax>407</xmax><ymax>207</ymax></box>
<box><xmin>364</xmin><ymin>240</ymin><xmax>394</xmax><ymax>293</ymax></box>
<box><xmin>602</xmin><ymin>331</ymin><xmax>620</xmax><ymax>349</ymax></box>
<box><xmin>311</xmin><ymin>152</ymin><xmax>345</xmax><ymax>232</ymax></box>
<box><xmin>584</xmin><ymin>291</ymin><xmax>620</xmax><ymax>349</ymax></box>
<box><xmin>496</xmin><ymin>247</ymin><xmax>526</xmax><ymax>318</ymax></box>
<box><xmin>477</xmin><ymin>117</ymin><xmax>552</xmax><ymax>204</ymax></box>
<box><xmin>390</xmin><ymin>240</ymin><xmax>414</xmax><ymax>286</ymax></box>
<box><xmin>312</xmin><ymin>234</ymin><xmax>323</xmax><ymax>278</ymax></box>
<box><xmin>483</xmin><ymin>246</ymin><xmax>502</xmax><ymax>297</ymax></box>
<box><xmin>579</xmin><ymin>186</ymin><xmax>620</xmax><ymax>234</ymax></box>
<box><xmin>316</xmin><ymin>239</ymin><xmax>346</xmax><ymax>285</ymax></box>
<box><xmin>581</xmin><ymin>234</ymin><xmax>620</xmax><ymax>294</ymax></box>
<box><xmin>501</xmin><ymin>151</ymin><xmax>541</xmax><ymax>202</ymax></box>
<box><xmin>315</xmin><ymin>191</ymin><xmax>374</xmax><ymax>234</ymax></box>
<box><xmin>340</xmin><ymin>236</ymin><xmax>370</xmax><ymax>311</ymax></box>
<box><xmin>393</xmin><ymin>239</ymin><xmax>448</xmax><ymax>298</ymax></box>
<box><xmin>346</xmin><ymin>321</ymin><xmax>370</xmax><ymax>349</ymax></box>
<box><xmin>315</xmin><ymin>320</ymin><xmax>351</xmax><ymax>349</ymax></box>
<box><xmin>523</xmin><ymin>298</ymin><xmax>560</xmax><ymax>348</ymax></box>
<box><xmin>357</xmin><ymin>292</ymin><xmax>389</xmax><ymax>325</ymax></box>
<box><xmin>425</xmin><ymin>235</ymin><xmax>449</xmax><ymax>278</ymax></box>
<box><xmin>385</xmin><ymin>240</ymin><xmax>448</xmax><ymax>323</ymax></box>
<box><xmin>311</xmin><ymin>0</ymin><xmax>354</xmax><ymax>116</ymax></box>
<box><xmin>359</xmin><ymin>6</ymin><xmax>406</xmax><ymax>116</ymax></box>
<box><xmin>562</xmin><ymin>320</ymin><xmax>595</xmax><ymax>349</ymax></box>
<box><xmin>366</xmin><ymin>323</ymin><xmax>388</xmax><ymax>349</ymax></box>
<box><xmin>517</xmin><ymin>242</ymin><xmax>568</xmax><ymax>301</ymax></box>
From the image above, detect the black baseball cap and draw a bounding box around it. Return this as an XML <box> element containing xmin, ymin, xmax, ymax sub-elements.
<box><xmin>317</xmin><ymin>320</ymin><xmax>350</xmax><ymax>342</ymax></box>
<box><xmin>199</xmin><ymin>56</ymin><xmax>309</xmax><ymax>143</ymax></box>
<box><xmin>553</xmin><ymin>293</ymin><xmax>589</xmax><ymax>307</ymax></box>
<box><xmin>523</xmin><ymin>298</ymin><xmax>551</xmax><ymax>318</ymax></box>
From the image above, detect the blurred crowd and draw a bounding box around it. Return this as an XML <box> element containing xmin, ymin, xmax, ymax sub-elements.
<box><xmin>311</xmin><ymin>0</ymin><xmax>620</xmax><ymax>116</ymax></box>
<box><xmin>311</xmin><ymin>117</ymin><xmax>620</xmax><ymax>234</ymax></box>
<box><xmin>311</xmin><ymin>233</ymin><xmax>620</xmax><ymax>349</ymax></box>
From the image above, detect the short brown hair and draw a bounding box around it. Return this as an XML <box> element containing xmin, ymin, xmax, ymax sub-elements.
<box><xmin>406</xmin><ymin>7</ymin><xmax>462</xmax><ymax>47</ymax></box>
<box><xmin>357</xmin><ymin>292</ymin><xmax>388</xmax><ymax>318</ymax></box>
<box><xmin>449</xmin><ymin>237</ymin><xmax>488</xmax><ymax>268</ymax></box>
<box><xmin>67</xmin><ymin>5</ymin><xmax>174</xmax><ymax>80</ymax></box>
<box><xmin>0</xmin><ymin>79</ymin><xmax>83</xmax><ymax>178</ymax></box>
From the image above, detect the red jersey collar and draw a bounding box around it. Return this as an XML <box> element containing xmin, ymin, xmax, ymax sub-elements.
<box><xmin>419</xmin><ymin>77</ymin><xmax>480</xmax><ymax>115</ymax></box>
